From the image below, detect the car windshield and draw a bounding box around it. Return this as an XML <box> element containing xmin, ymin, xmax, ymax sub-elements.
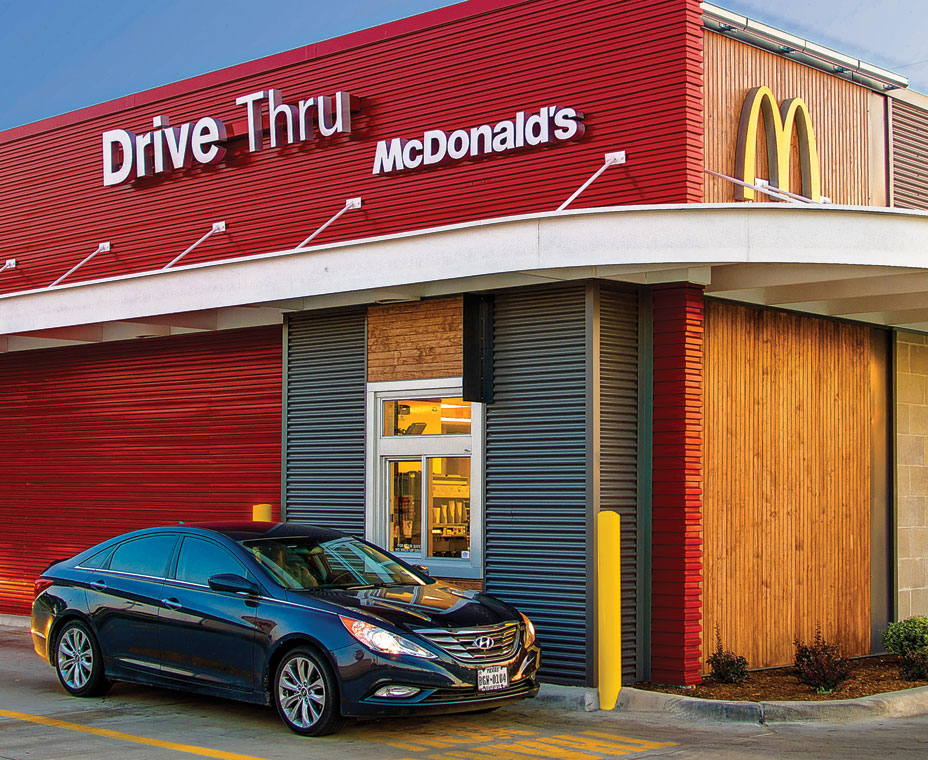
<box><xmin>240</xmin><ymin>535</ymin><xmax>425</xmax><ymax>590</ymax></box>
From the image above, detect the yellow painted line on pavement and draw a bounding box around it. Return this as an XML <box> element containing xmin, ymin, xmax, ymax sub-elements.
<box><xmin>0</xmin><ymin>708</ymin><xmax>271</xmax><ymax>760</ymax></box>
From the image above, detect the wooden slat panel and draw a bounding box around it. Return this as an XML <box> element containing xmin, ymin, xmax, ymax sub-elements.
<box><xmin>703</xmin><ymin>31</ymin><xmax>871</xmax><ymax>205</ymax></box>
<box><xmin>703</xmin><ymin>301</ymin><xmax>871</xmax><ymax>669</ymax></box>
<box><xmin>367</xmin><ymin>297</ymin><xmax>463</xmax><ymax>382</ymax></box>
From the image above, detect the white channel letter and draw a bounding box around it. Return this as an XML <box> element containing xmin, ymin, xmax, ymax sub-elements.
<box><xmin>524</xmin><ymin>108</ymin><xmax>551</xmax><ymax>146</ymax></box>
<box><xmin>164</xmin><ymin>122</ymin><xmax>193</xmax><ymax>169</ymax></box>
<box><xmin>553</xmin><ymin>107</ymin><xmax>585</xmax><ymax>140</ymax></box>
<box><xmin>152</xmin><ymin>116</ymin><xmax>168</xmax><ymax>173</ymax></box>
<box><xmin>318</xmin><ymin>91</ymin><xmax>352</xmax><ymax>137</ymax></box>
<box><xmin>191</xmin><ymin>117</ymin><xmax>227</xmax><ymax>164</ymax></box>
<box><xmin>447</xmin><ymin>129</ymin><xmax>470</xmax><ymax>160</ymax></box>
<box><xmin>134</xmin><ymin>131</ymin><xmax>154</xmax><ymax>177</ymax></box>
<box><xmin>373</xmin><ymin>138</ymin><xmax>405</xmax><ymax>174</ymax></box>
<box><xmin>236</xmin><ymin>90</ymin><xmax>266</xmax><ymax>152</ymax></box>
<box><xmin>402</xmin><ymin>138</ymin><xmax>424</xmax><ymax>169</ymax></box>
<box><xmin>102</xmin><ymin>129</ymin><xmax>136</xmax><ymax>186</ymax></box>
<box><xmin>423</xmin><ymin>130</ymin><xmax>447</xmax><ymax>165</ymax></box>
<box><xmin>298</xmin><ymin>98</ymin><xmax>316</xmax><ymax>142</ymax></box>
<box><xmin>469</xmin><ymin>124</ymin><xmax>493</xmax><ymax>156</ymax></box>
<box><xmin>268</xmin><ymin>89</ymin><xmax>298</xmax><ymax>148</ymax></box>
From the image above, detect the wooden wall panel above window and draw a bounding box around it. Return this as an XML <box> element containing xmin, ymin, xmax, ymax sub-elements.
<box><xmin>703</xmin><ymin>301</ymin><xmax>873</xmax><ymax>669</ymax></box>
<box><xmin>367</xmin><ymin>297</ymin><xmax>463</xmax><ymax>382</ymax></box>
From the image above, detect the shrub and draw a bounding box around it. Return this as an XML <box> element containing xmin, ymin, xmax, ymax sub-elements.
<box><xmin>793</xmin><ymin>628</ymin><xmax>853</xmax><ymax>694</ymax></box>
<box><xmin>899</xmin><ymin>652</ymin><xmax>928</xmax><ymax>681</ymax></box>
<box><xmin>882</xmin><ymin>617</ymin><xmax>928</xmax><ymax>681</ymax></box>
<box><xmin>706</xmin><ymin>627</ymin><xmax>749</xmax><ymax>684</ymax></box>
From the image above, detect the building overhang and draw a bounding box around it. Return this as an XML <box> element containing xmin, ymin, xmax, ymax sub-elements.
<box><xmin>3</xmin><ymin>203</ymin><xmax>928</xmax><ymax>351</ymax></box>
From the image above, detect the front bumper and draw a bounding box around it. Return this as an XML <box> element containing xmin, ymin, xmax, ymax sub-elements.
<box><xmin>336</xmin><ymin>643</ymin><xmax>541</xmax><ymax>718</ymax></box>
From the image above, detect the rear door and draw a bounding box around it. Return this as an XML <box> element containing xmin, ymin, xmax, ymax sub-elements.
<box><xmin>157</xmin><ymin>535</ymin><xmax>260</xmax><ymax>692</ymax></box>
<box><xmin>85</xmin><ymin>532</ymin><xmax>178</xmax><ymax>675</ymax></box>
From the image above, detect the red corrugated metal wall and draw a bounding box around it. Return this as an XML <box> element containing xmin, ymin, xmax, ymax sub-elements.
<box><xmin>651</xmin><ymin>283</ymin><xmax>704</xmax><ymax>685</ymax></box>
<box><xmin>0</xmin><ymin>327</ymin><xmax>282</xmax><ymax>615</ymax></box>
<box><xmin>0</xmin><ymin>0</ymin><xmax>703</xmax><ymax>295</ymax></box>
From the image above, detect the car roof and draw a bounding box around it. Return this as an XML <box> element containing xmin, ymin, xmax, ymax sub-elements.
<box><xmin>185</xmin><ymin>521</ymin><xmax>348</xmax><ymax>542</ymax></box>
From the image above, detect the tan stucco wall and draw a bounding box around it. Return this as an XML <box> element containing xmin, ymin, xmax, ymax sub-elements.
<box><xmin>895</xmin><ymin>331</ymin><xmax>928</xmax><ymax>619</ymax></box>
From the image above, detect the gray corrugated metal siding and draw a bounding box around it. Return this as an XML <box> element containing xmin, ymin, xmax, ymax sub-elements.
<box><xmin>599</xmin><ymin>285</ymin><xmax>640</xmax><ymax>682</ymax></box>
<box><xmin>285</xmin><ymin>309</ymin><xmax>366</xmax><ymax>533</ymax></box>
<box><xmin>485</xmin><ymin>285</ymin><xmax>591</xmax><ymax>684</ymax></box>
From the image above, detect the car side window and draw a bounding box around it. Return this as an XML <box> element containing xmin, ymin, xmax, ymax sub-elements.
<box><xmin>108</xmin><ymin>534</ymin><xmax>176</xmax><ymax>578</ymax></box>
<box><xmin>79</xmin><ymin>547</ymin><xmax>113</xmax><ymax>569</ymax></box>
<box><xmin>175</xmin><ymin>537</ymin><xmax>247</xmax><ymax>587</ymax></box>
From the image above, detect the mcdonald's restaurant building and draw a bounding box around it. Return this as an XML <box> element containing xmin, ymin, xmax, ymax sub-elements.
<box><xmin>4</xmin><ymin>0</ymin><xmax>928</xmax><ymax>689</ymax></box>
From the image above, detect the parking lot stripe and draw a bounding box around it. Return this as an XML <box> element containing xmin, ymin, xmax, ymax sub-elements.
<box><xmin>0</xmin><ymin>708</ymin><xmax>271</xmax><ymax>760</ymax></box>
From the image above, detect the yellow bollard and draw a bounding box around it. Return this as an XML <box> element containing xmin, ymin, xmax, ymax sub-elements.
<box><xmin>597</xmin><ymin>510</ymin><xmax>622</xmax><ymax>710</ymax></box>
<box><xmin>252</xmin><ymin>503</ymin><xmax>273</xmax><ymax>522</ymax></box>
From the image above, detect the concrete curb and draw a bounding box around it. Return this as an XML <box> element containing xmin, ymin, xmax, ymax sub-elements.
<box><xmin>0</xmin><ymin>614</ymin><xmax>29</xmax><ymax>629</ymax></box>
<box><xmin>535</xmin><ymin>684</ymin><xmax>600</xmax><ymax>711</ymax></box>
<box><xmin>615</xmin><ymin>685</ymin><xmax>928</xmax><ymax>724</ymax></box>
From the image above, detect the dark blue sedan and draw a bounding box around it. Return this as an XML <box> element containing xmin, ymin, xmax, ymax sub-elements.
<box><xmin>31</xmin><ymin>522</ymin><xmax>540</xmax><ymax>735</ymax></box>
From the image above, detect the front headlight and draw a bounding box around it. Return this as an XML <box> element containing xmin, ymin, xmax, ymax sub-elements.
<box><xmin>520</xmin><ymin>611</ymin><xmax>536</xmax><ymax>648</ymax></box>
<box><xmin>339</xmin><ymin>616</ymin><xmax>437</xmax><ymax>659</ymax></box>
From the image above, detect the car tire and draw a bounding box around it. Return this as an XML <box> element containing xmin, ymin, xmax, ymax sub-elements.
<box><xmin>54</xmin><ymin>620</ymin><xmax>111</xmax><ymax>698</ymax></box>
<box><xmin>273</xmin><ymin>647</ymin><xmax>344</xmax><ymax>736</ymax></box>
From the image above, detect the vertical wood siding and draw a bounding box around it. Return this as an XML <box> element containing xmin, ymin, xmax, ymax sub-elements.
<box><xmin>703</xmin><ymin>301</ymin><xmax>872</xmax><ymax>668</ymax></box>
<box><xmin>650</xmin><ymin>283</ymin><xmax>704</xmax><ymax>685</ymax></box>
<box><xmin>891</xmin><ymin>100</ymin><xmax>928</xmax><ymax>210</ymax></box>
<box><xmin>703</xmin><ymin>31</ymin><xmax>873</xmax><ymax>205</ymax></box>
<box><xmin>367</xmin><ymin>297</ymin><xmax>463</xmax><ymax>383</ymax></box>
<box><xmin>0</xmin><ymin>327</ymin><xmax>282</xmax><ymax>615</ymax></box>
<box><xmin>0</xmin><ymin>0</ymin><xmax>703</xmax><ymax>297</ymax></box>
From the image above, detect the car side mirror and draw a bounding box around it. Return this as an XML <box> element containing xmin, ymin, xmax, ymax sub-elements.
<box><xmin>413</xmin><ymin>564</ymin><xmax>430</xmax><ymax>576</ymax></box>
<box><xmin>208</xmin><ymin>573</ymin><xmax>259</xmax><ymax>595</ymax></box>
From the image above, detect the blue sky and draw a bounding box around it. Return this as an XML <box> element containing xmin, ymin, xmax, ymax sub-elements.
<box><xmin>0</xmin><ymin>1</ymin><xmax>924</xmax><ymax>132</ymax></box>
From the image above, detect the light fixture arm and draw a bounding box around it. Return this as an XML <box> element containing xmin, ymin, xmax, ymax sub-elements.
<box><xmin>558</xmin><ymin>151</ymin><xmax>627</xmax><ymax>212</ymax></box>
<box><xmin>295</xmin><ymin>198</ymin><xmax>362</xmax><ymax>249</ymax></box>
<box><xmin>162</xmin><ymin>222</ymin><xmax>227</xmax><ymax>270</ymax></box>
<box><xmin>49</xmin><ymin>243</ymin><xmax>111</xmax><ymax>288</ymax></box>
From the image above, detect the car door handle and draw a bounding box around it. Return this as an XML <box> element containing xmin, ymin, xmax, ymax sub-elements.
<box><xmin>161</xmin><ymin>598</ymin><xmax>182</xmax><ymax>610</ymax></box>
<box><xmin>89</xmin><ymin>580</ymin><xmax>107</xmax><ymax>591</ymax></box>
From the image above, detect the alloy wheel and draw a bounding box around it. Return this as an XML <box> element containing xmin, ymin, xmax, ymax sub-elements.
<box><xmin>57</xmin><ymin>626</ymin><xmax>93</xmax><ymax>690</ymax></box>
<box><xmin>278</xmin><ymin>656</ymin><xmax>326</xmax><ymax>729</ymax></box>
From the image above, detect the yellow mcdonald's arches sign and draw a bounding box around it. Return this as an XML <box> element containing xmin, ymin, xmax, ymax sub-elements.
<box><xmin>734</xmin><ymin>85</ymin><xmax>821</xmax><ymax>202</ymax></box>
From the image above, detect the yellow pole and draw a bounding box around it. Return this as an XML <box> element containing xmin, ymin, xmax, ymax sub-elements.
<box><xmin>597</xmin><ymin>510</ymin><xmax>622</xmax><ymax>710</ymax></box>
<box><xmin>252</xmin><ymin>503</ymin><xmax>273</xmax><ymax>522</ymax></box>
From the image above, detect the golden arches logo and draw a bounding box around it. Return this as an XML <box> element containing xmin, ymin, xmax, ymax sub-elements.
<box><xmin>734</xmin><ymin>85</ymin><xmax>821</xmax><ymax>202</ymax></box>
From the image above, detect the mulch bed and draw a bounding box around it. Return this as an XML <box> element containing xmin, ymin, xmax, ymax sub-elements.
<box><xmin>637</xmin><ymin>655</ymin><xmax>928</xmax><ymax>701</ymax></box>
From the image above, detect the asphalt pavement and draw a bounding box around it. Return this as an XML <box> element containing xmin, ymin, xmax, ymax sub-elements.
<box><xmin>1</xmin><ymin>624</ymin><xmax>927</xmax><ymax>759</ymax></box>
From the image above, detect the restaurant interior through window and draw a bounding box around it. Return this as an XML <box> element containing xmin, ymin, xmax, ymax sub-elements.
<box><xmin>367</xmin><ymin>383</ymin><xmax>483</xmax><ymax>579</ymax></box>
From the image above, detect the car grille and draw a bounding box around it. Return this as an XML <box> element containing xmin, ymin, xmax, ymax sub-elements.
<box><xmin>415</xmin><ymin>622</ymin><xmax>521</xmax><ymax>662</ymax></box>
<box><xmin>422</xmin><ymin>678</ymin><xmax>535</xmax><ymax>703</ymax></box>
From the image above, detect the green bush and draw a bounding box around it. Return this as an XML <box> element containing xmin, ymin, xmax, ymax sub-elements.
<box><xmin>899</xmin><ymin>652</ymin><xmax>928</xmax><ymax>681</ymax></box>
<box><xmin>881</xmin><ymin>616</ymin><xmax>928</xmax><ymax>656</ymax></box>
<box><xmin>882</xmin><ymin>617</ymin><xmax>928</xmax><ymax>681</ymax></box>
<box><xmin>706</xmin><ymin>627</ymin><xmax>749</xmax><ymax>684</ymax></box>
<box><xmin>794</xmin><ymin>628</ymin><xmax>853</xmax><ymax>694</ymax></box>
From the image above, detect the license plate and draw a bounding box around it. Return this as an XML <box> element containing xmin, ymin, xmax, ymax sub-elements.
<box><xmin>477</xmin><ymin>665</ymin><xmax>509</xmax><ymax>692</ymax></box>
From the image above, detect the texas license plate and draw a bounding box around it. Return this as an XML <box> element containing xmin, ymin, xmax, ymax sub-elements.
<box><xmin>477</xmin><ymin>666</ymin><xmax>509</xmax><ymax>692</ymax></box>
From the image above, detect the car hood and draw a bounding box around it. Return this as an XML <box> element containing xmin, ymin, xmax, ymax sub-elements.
<box><xmin>286</xmin><ymin>583</ymin><xmax>519</xmax><ymax>631</ymax></box>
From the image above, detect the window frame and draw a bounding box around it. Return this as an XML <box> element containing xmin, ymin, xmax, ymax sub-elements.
<box><xmin>365</xmin><ymin>377</ymin><xmax>484</xmax><ymax>579</ymax></box>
